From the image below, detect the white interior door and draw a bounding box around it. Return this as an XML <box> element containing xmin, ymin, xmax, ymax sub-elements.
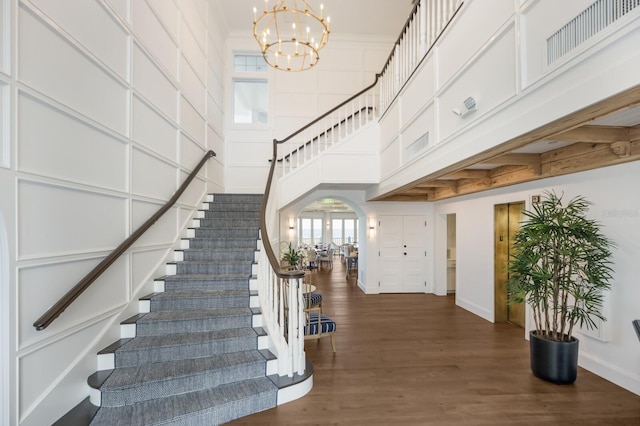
<box><xmin>402</xmin><ymin>216</ymin><xmax>427</xmax><ymax>291</ymax></box>
<box><xmin>379</xmin><ymin>215</ymin><xmax>427</xmax><ymax>293</ymax></box>
<box><xmin>379</xmin><ymin>216</ymin><xmax>402</xmax><ymax>292</ymax></box>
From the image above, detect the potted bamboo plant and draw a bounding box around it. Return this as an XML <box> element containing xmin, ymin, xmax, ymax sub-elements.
<box><xmin>507</xmin><ymin>191</ymin><xmax>614</xmax><ymax>384</ymax></box>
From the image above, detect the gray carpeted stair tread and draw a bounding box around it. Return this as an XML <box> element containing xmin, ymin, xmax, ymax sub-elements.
<box><xmin>90</xmin><ymin>377</ymin><xmax>277</xmax><ymax>426</ymax></box>
<box><xmin>103</xmin><ymin>351</ymin><xmax>267</xmax><ymax>391</ymax></box>
<box><xmin>174</xmin><ymin>261</ymin><xmax>254</xmax><ymax>275</ymax></box>
<box><xmin>160</xmin><ymin>276</ymin><xmax>252</xmax><ymax>292</ymax></box>
<box><xmin>134</xmin><ymin>308</ymin><xmax>254</xmax><ymax>336</ymax></box>
<box><xmin>185</xmin><ymin>238</ymin><xmax>259</xmax><ymax>249</ymax></box>
<box><xmin>99</xmin><ymin>351</ymin><xmax>269</xmax><ymax>406</ymax></box>
<box><xmin>161</xmin><ymin>273</ymin><xmax>254</xmax><ymax>281</ymax></box>
<box><xmin>113</xmin><ymin>329</ymin><xmax>260</xmax><ymax>368</ymax></box>
<box><xmin>85</xmin><ymin>194</ymin><xmax>282</xmax><ymax>425</ymax></box>
<box><xmin>193</xmin><ymin>228</ymin><xmax>260</xmax><ymax>239</ymax></box>
<box><xmin>138</xmin><ymin>308</ymin><xmax>252</xmax><ymax>322</ymax></box>
<box><xmin>197</xmin><ymin>218</ymin><xmax>259</xmax><ymax>225</ymax></box>
<box><xmin>202</xmin><ymin>209</ymin><xmax>261</xmax><ymax>218</ymax></box>
<box><xmin>148</xmin><ymin>290</ymin><xmax>250</xmax><ymax>311</ymax></box>
<box><xmin>179</xmin><ymin>249</ymin><xmax>256</xmax><ymax>262</ymax></box>
<box><xmin>117</xmin><ymin>328</ymin><xmax>258</xmax><ymax>352</ymax></box>
<box><xmin>149</xmin><ymin>290</ymin><xmax>249</xmax><ymax>299</ymax></box>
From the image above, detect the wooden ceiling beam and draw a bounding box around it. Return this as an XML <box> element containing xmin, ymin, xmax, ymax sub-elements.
<box><xmin>416</xmin><ymin>180</ymin><xmax>459</xmax><ymax>188</ymax></box>
<box><xmin>486</xmin><ymin>153</ymin><xmax>541</xmax><ymax>175</ymax></box>
<box><xmin>441</xmin><ymin>169</ymin><xmax>490</xmax><ymax>179</ymax></box>
<box><xmin>551</xmin><ymin>125</ymin><xmax>630</xmax><ymax>143</ymax></box>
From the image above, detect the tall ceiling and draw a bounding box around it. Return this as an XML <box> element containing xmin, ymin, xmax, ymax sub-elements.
<box><xmin>213</xmin><ymin>1</ymin><xmax>640</xmax><ymax>202</ymax></box>
<box><xmin>213</xmin><ymin>0</ymin><xmax>415</xmax><ymax>41</ymax></box>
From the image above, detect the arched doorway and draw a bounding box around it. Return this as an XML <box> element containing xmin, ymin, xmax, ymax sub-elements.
<box><xmin>283</xmin><ymin>193</ymin><xmax>367</xmax><ymax>286</ymax></box>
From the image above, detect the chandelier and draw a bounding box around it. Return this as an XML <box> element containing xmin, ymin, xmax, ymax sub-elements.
<box><xmin>253</xmin><ymin>0</ymin><xmax>331</xmax><ymax>72</ymax></box>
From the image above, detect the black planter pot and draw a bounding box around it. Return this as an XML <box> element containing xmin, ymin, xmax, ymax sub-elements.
<box><xmin>529</xmin><ymin>330</ymin><xmax>579</xmax><ymax>384</ymax></box>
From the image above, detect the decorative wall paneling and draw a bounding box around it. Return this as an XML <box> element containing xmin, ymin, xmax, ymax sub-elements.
<box><xmin>436</xmin><ymin>0</ymin><xmax>515</xmax><ymax>85</ymax></box>
<box><xmin>1</xmin><ymin>81</ymin><xmax>11</xmax><ymax>169</ymax></box>
<box><xmin>380</xmin><ymin>137</ymin><xmax>400</xmax><ymax>180</ymax></box>
<box><xmin>132</xmin><ymin>43</ymin><xmax>179</xmax><ymax>124</ymax></box>
<box><xmin>5</xmin><ymin>0</ymin><xmax>225</xmax><ymax>423</ymax></box>
<box><xmin>0</xmin><ymin>0</ymin><xmax>8</xmax><ymax>76</ymax></box>
<box><xmin>28</xmin><ymin>0</ymin><xmax>129</xmax><ymax>79</ymax></box>
<box><xmin>437</xmin><ymin>23</ymin><xmax>518</xmax><ymax>143</ymax></box>
<box><xmin>18</xmin><ymin>6</ymin><xmax>129</xmax><ymax>135</ymax></box>
<box><xmin>132</xmin><ymin>0</ymin><xmax>178</xmax><ymax>80</ymax></box>
<box><xmin>17</xmin><ymin>179</ymin><xmax>128</xmax><ymax>260</ymax></box>
<box><xmin>369</xmin><ymin>1</ymin><xmax>640</xmax><ymax>202</ymax></box>
<box><xmin>131</xmin><ymin>95</ymin><xmax>178</xmax><ymax>160</ymax></box>
<box><xmin>17</xmin><ymin>92</ymin><xmax>129</xmax><ymax>191</ymax></box>
<box><xmin>18</xmin><ymin>255</ymin><xmax>129</xmax><ymax>347</ymax></box>
<box><xmin>521</xmin><ymin>0</ymin><xmax>599</xmax><ymax>87</ymax></box>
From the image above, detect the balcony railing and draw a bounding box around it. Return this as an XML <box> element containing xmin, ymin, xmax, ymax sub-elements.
<box><xmin>259</xmin><ymin>0</ymin><xmax>464</xmax><ymax>378</ymax></box>
<box><xmin>275</xmin><ymin>0</ymin><xmax>463</xmax><ymax>178</ymax></box>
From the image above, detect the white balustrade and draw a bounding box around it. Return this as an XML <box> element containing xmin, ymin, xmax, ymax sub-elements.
<box><xmin>263</xmin><ymin>0</ymin><xmax>464</xmax><ymax>377</ymax></box>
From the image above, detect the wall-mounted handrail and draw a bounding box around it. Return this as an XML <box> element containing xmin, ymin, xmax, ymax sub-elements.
<box><xmin>34</xmin><ymin>150</ymin><xmax>217</xmax><ymax>331</ymax></box>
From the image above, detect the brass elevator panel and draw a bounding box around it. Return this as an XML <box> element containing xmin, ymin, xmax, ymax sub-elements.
<box><xmin>494</xmin><ymin>202</ymin><xmax>525</xmax><ymax>327</ymax></box>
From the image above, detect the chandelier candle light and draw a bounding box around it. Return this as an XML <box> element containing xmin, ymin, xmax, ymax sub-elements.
<box><xmin>253</xmin><ymin>0</ymin><xmax>330</xmax><ymax>71</ymax></box>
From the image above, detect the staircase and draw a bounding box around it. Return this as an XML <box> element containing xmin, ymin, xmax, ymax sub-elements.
<box><xmin>85</xmin><ymin>194</ymin><xmax>279</xmax><ymax>425</ymax></box>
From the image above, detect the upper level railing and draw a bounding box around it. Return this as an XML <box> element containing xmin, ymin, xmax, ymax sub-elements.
<box><xmin>259</xmin><ymin>0</ymin><xmax>464</xmax><ymax>376</ymax></box>
<box><xmin>275</xmin><ymin>0</ymin><xmax>463</xmax><ymax>177</ymax></box>
<box><xmin>379</xmin><ymin>0</ymin><xmax>463</xmax><ymax>112</ymax></box>
<box><xmin>33</xmin><ymin>150</ymin><xmax>216</xmax><ymax>331</ymax></box>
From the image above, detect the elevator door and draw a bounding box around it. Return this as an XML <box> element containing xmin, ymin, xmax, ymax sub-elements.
<box><xmin>494</xmin><ymin>202</ymin><xmax>525</xmax><ymax>327</ymax></box>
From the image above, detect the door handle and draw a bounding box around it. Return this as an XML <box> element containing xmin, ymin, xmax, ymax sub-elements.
<box><xmin>404</xmin><ymin>252</ymin><xmax>407</xmax><ymax>256</ymax></box>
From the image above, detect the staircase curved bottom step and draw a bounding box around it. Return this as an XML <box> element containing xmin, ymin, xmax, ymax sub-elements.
<box><xmin>53</xmin><ymin>362</ymin><xmax>314</xmax><ymax>425</ymax></box>
<box><xmin>90</xmin><ymin>377</ymin><xmax>277</xmax><ymax>426</ymax></box>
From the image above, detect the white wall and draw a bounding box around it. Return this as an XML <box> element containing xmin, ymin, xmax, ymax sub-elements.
<box><xmin>0</xmin><ymin>0</ymin><xmax>226</xmax><ymax>424</ymax></box>
<box><xmin>370</xmin><ymin>0</ymin><xmax>640</xmax><ymax>200</ymax></box>
<box><xmin>433</xmin><ymin>161</ymin><xmax>640</xmax><ymax>395</ymax></box>
<box><xmin>223</xmin><ymin>35</ymin><xmax>392</xmax><ymax>194</ymax></box>
<box><xmin>268</xmin><ymin>0</ymin><xmax>640</xmax><ymax>396</ymax></box>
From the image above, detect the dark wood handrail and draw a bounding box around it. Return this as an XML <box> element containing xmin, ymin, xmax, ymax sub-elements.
<box><xmin>274</xmin><ymin>74</ymin><xmax>381</xmax><ymax>146</ymax></box>
<box><xmin>34</xmin><ymin>150</ymin><xmax>217</xmax><ymax>331</ymax></box>
<box><xmin>261</xmin><ymin>0</ymin><xmax>464</xmax><ymax>279</ymax></box>
<box><xmin>260</xmin><ymin>140</ymin><xmax>305</xmax><ymax>280</ymax></box>
<box><xmin>277</xmin><ymin>106</ymin><xmax>374</xmax><ymax>162</ymax></box>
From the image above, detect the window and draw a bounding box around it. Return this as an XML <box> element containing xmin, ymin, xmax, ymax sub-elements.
<box><xmin>331</xmin><ymin>220</ymin><xmax>342</xmax><ymax>245</ymax></box>
<box><xmin>233</xmin><ymin>80</ymin><xmax>267</xmax><ymax>124</ymax></box>
<box><xmin>234</xmin><ymin>54</ymin><xmax>268</xmax><ymax>73</ymax></box>
<box><xmin>232</xmin><ymin>54</ymin><xmax>268</xmax><ymax>124</ymax></box>
<box><xmin>331</xmin><ymin>218</ymin><xmax>358</xmax><ymax>245</ymax></box>
<box><xmin>298</xmin><ymin>218</ymin><xmax>323</xmax><ymax>245</ymax></box>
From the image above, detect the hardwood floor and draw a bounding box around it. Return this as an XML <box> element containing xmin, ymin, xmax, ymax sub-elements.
<box><xmin>229</xmin><ymin>260</ymin><xmax>640</xmax><ymax>425</ymax></box>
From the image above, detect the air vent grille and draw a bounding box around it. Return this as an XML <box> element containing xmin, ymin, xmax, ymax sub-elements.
<box><xmin>404</xmin><ymin>132</ymin><xmax>429</xmax><ymax>163</ymax></box>
<box><xmin>547</xmin><ymin>0</ymin><xmax>640</xmax><ymax>65</ymax></box>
